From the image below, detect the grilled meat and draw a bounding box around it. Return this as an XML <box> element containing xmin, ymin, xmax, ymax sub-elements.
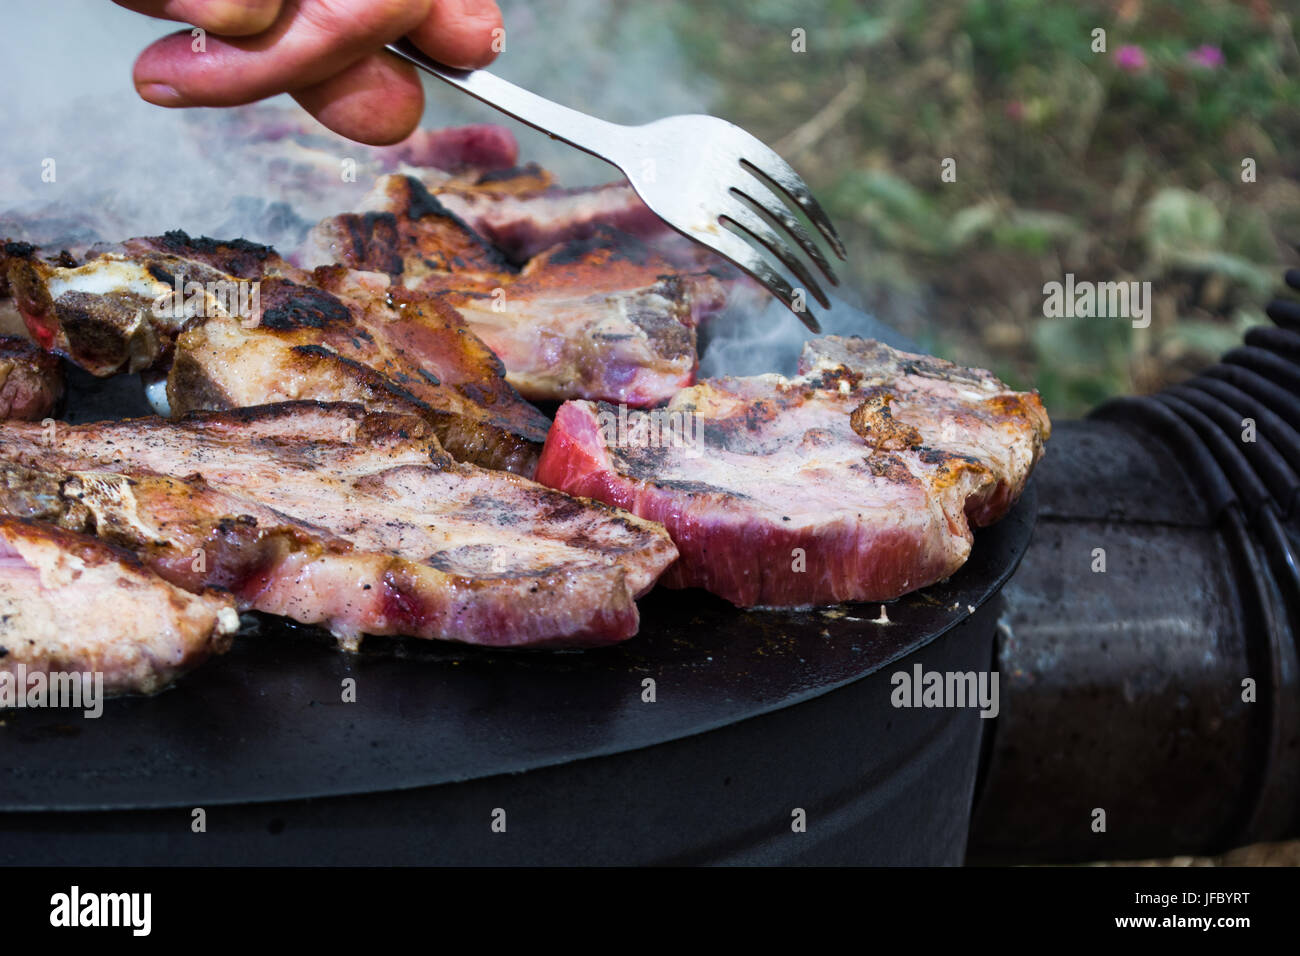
<box><xmin>223</xmin><ymin>108</ymin><xmax>523</xmax><ymax>178</ymax></box>
<box><xmin>0</xmin><ymin>336</ymin><xmax>61</xmax><ymax>420</ymax></box>
<box><xmin>423</xmin><ymin>231</ymin><xmax>728</xmax><ymax>408</ymax></box>
<box><xmin>300</xmin><ymin>173</ymin><xmax>518</xmax><ymax>280</ymax></box>
<box><xmin>165</xmin><ymin>254</ymin><xmax>551</xmax><ymax>475</ymax></box>
<box><xmin>5</xmin><ymin>237</ymin><xmax>261</xmax><ymax>374</ymax></box>
<box><xmin>434</xmin><ymin>180</ymin><xmax>663</xmax><ymax>265</ymax></box>
<box><xmin>0</xmin><ymin>403</ymin><xmax>678</xmax><ymax>648</ymax></box>
<box><xmin>1</xmin><ymin>240</ymin><xmax>77</xmax><ymax>338</ymax></box>
<box><xmin>433</xmin><ymin>177</ymin><xmax>749</xmax><ymax>280</ymax></box>
<box><xmin>359</xmin><ymin>123</ymin><xmax>521</xmax><ymax>174</ymax></box>
<box><xmin>4</xmin><ymin>232</ymin><xmax>551</xmax><ymax>474</ymax></box>
<box><xmin>304</xmin><ymin>174</ymin><xmax>728</xmax><ymax>406</ymax></box>
<box><xmin>0</xmin><ymin>515</ymin><xmax>239</xmax><ymax>698</ymax></box>
<box><xmin>535</xmin><ymin>336</ymin><xmax>1050</xmax><ymax>608</ymax></box>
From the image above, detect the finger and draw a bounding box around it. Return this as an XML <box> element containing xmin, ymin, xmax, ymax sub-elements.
<box><xmin>407</xmin><ymin>0</ymin><xmax>504</xmax><ymax>70</ymax></box>
<box><xmin>113</xmin><ymin>0</ymin><xmax>283</xmax><ymax>36</ymax></box>
<box><xmin>133</xmin><ymin>0</ymin><xmax>434</xmax><ymax>107</ymax></box>
<box><xmin>291</xmin><ymin>52</ymin><xmax>424</xmax><ymax>145</ymax></box>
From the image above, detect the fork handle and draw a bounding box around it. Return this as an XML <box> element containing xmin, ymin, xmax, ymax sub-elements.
<box><xmin>384</xmin><ymin>40</ymin><xmax>623</xmax><ymax>169</ymax></box>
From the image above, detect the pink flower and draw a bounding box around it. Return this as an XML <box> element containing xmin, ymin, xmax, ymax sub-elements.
<box><xmin>1114</xmin><ymin>44</ymin><xmax>1147</xmax><ymax>72</ymax></box>
<box><xmin>1004</xmin><ymin>100</ymin><xmax>1025</xmax><ymax>121</ymax></box>
<box><xmin>1187</xmin><ymin>44</ymin><xmax>1224</xmax><ymax>69</ymax></box>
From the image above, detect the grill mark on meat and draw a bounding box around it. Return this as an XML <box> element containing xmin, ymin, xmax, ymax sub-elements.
<box><xmin>399</xmin><ymin>177</ymin><xmax>514</xmax><ymax>270</ymax></box>
<box><xmin>146</xmin><ymin>262</ymin><xmax>176</xmax><ymax>286</ymax></box>
<box><xmin>345</xmin><ymin>212</ymin><xmax>405</xmax><ymax>276</ymax></box>
<box><xmin>860</xmin><ymin>453</ymin><xmax>921</xmax><ymax>485</ymax></box>
<box><xmin>915</xmin><ymin>445</ymin><xmax>981</xmax><ymax>466</ymax></box>
<box><xmin>143</xmin><ymin>230</ymin><xmax>273</xmax><ymax>278</ymax></box>
<box><xmin>403</xmin><ymin>177</ymin><xmax>461</xmax><ymax>223</ymax></box>
<box><xmin>319</xmin><ymin>178</ymin><xmax>512</xmax><ymax>278</ymax></box>
<box><xmin>625</xmin><ymin>283</ymin><xmax>695</xmax><ymax>361</ymax></box>
<box><xmin>258</xmin><ymin>279</ymin><xmax>352</xmax><ymax>331</ymax></box>
<box><xmin>474</xmin><ymin>163</ymin><xmax>547</xmax><ymax>186</ymax></box>
<box><xmin>651</xmin><ymin>478</ymin><xmax>743</xmax><ymax>496</ymax></box>
<box><xmin>898</xmin><ymin>356</ymin><xmax>989</xmax><ymax>386</ymax></box>
<box><xmin>287</xmin><ymin>343</ymin><xmax>422</xmax><ymax>400</ymax></box>
<box><xmin>543</xmin><ymin>228</ymin><xmax>659</xmax><ymax>268</ymax></box>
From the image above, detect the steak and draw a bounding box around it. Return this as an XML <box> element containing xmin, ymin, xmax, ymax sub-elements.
<box><xmin>535</xmin><ymin>336</ymin><xmax>1051</xmax><ymax>608</ymax></box>
<box><xmin>434</xmin><ymin>180</ymin><xmax>664</xmax><ymax>265</ymax></box>
<box><xmin>0</xmin><ymin>403</ymin><xmax>678</xmax><ymax>648</ymax></box>
<box><xmin>303</xmin><ymin>174</ymin><xmax>728</xmax><ymax>406</ymax></box>
<box><xmin>433</xmin><ymin>177</ymin><xmax>751</xmax><ymax>281</ymax></box>
<box><xmin>4</xmin><ymin>232</ymin><xmax>551</xmax><ymax>474</ymax></box>
<box><xmin>422</xmin><ymin>231</ymin><xmax>727</xmax><ymax>407</ymax></box>
<box><xmin>165</xmin><ymin>256</ymin><xmax>551</xmax><ymax>475</ymax></box>
<box><xmin>0</xmin><ymin>335</ymin><xmax>61</xmax><ymax>420</ymax></box>
<box><xmin>5</xmin><ymin>235</ymin><xmax>277</xmax><ymax>375</ymax></box>
<box><xmin>0</xmin><ymin>515</ymin><xmax>239</xmax><ymax>697</ymax></box>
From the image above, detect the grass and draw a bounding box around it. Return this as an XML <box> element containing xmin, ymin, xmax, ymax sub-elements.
<box><xmin>659</xmin><ymin>0</ymin><xmax>1300</xmax><ymax>416</ymax></box>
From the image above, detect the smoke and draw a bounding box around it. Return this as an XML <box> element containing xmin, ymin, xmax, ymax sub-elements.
<box><xmin>0</xmin><ymin>2</ymin><xmax>311</xmax><ymax>248</ymax></box>
<box><xmin>432</xmin><ymin>0</ymin><xmax>717</xmax><ymax>185</ymax></box>
<box><xmin>699</xmin><ymin>288</ymin><xmax>919</xmax><ymax>380</ymax></box>
<box><xmin>0</xmin><ymin>0</ymin><xmax>712</xmax><ymax>248</ymax></box>
<box><xmin>1</xmin><ymin>0</ymin><xmax>902</xmax><ymax>375</ymax></box>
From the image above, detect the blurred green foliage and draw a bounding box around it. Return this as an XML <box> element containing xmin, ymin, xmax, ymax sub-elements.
<box><xmin>668</xmin><ymin>0</ymin><xmax>1300</xmax><ymax>415</ymax></box>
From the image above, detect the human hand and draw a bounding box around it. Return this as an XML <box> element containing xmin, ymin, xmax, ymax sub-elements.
<box><xmin>118</xmin><ymin>1</ymin><xmax>504</xmax><ymax>145</ymax></box>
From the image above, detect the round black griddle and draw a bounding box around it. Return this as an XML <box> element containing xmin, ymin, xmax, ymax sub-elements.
<box><xmin>0</xmin><ymin>308</ymin><xmax>1038</xmax><ymax>863</ymax></box>
<box><xmin>0</xmin><ymin>486</ymin><xmax>1034</xmax><ymax>813</ymax></box>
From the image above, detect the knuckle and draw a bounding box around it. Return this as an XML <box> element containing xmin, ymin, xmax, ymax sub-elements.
<box><xmin>187</xmin><ymin>0</ymin><xmax>283</xmax><ymax>35</ymax></box>
<box><xmin>303</xmin><ymin>0</ymin><xmax>432</xmax><ymax>40</ymax></box>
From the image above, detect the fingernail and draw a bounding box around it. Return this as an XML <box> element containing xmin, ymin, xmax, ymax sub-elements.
<box><xmin>137</xmin><ymin>83</ymin><xmax>189</xmax><ymax>107</ymax></box>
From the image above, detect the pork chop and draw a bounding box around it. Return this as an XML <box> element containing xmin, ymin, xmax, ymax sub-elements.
<box><xmin>0</xmin><ymin>403</ymin><xmax>678</xmax><ymax>648</ymax></box>
<box><xmin>535</xmin><ymin>336</ymin><xmax>1050</xmax><ymax>607</ymax></box>
<box><xmin>303</xmin><ymin>174</ymin><xmax>728</xmax><ymax>406</ymax></box>
<box><xmin>0</xmin><ymin>515</ymin><xmax>239</xmax><ymax>698</ymax></box>
<box><xmin>433</xmin><ymin>180</ymin><xmax>663</xmax><ymax>265</ymax></box>
<box><xmin>4</xmin><ymin>232</ymin><xmax>551</xmax><ymax>474</ymax></box>
<box><xmin>432</xmin><ymin>176</ymin><xmax>749</xmax><ymax>279</ymax></box>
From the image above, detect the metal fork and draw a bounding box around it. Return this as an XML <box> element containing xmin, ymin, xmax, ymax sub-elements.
<box><xmin>386</xmin><ymin>39</ymin><xmax>846</xmax><ymax>333</ymax></box>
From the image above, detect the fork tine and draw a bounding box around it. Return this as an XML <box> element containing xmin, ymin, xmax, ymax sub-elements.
<box><xmin>739</xmin><ymin>152</ymin><xmax>847</xmax><ymax>261</ymax></box>
<box><xmin>692</xmin><ymin>227</ymin><xmax>823</xmax><ymax>333</ymax></box>
<box><xmin>718</xmin><ymin>200</ymin><xmax>832</xmax><ymax>310</ymax></box>
<box><xmin>730</xmin><ymin>180</ymin><xmax>839</xmax><ymax>289</ymax></box>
